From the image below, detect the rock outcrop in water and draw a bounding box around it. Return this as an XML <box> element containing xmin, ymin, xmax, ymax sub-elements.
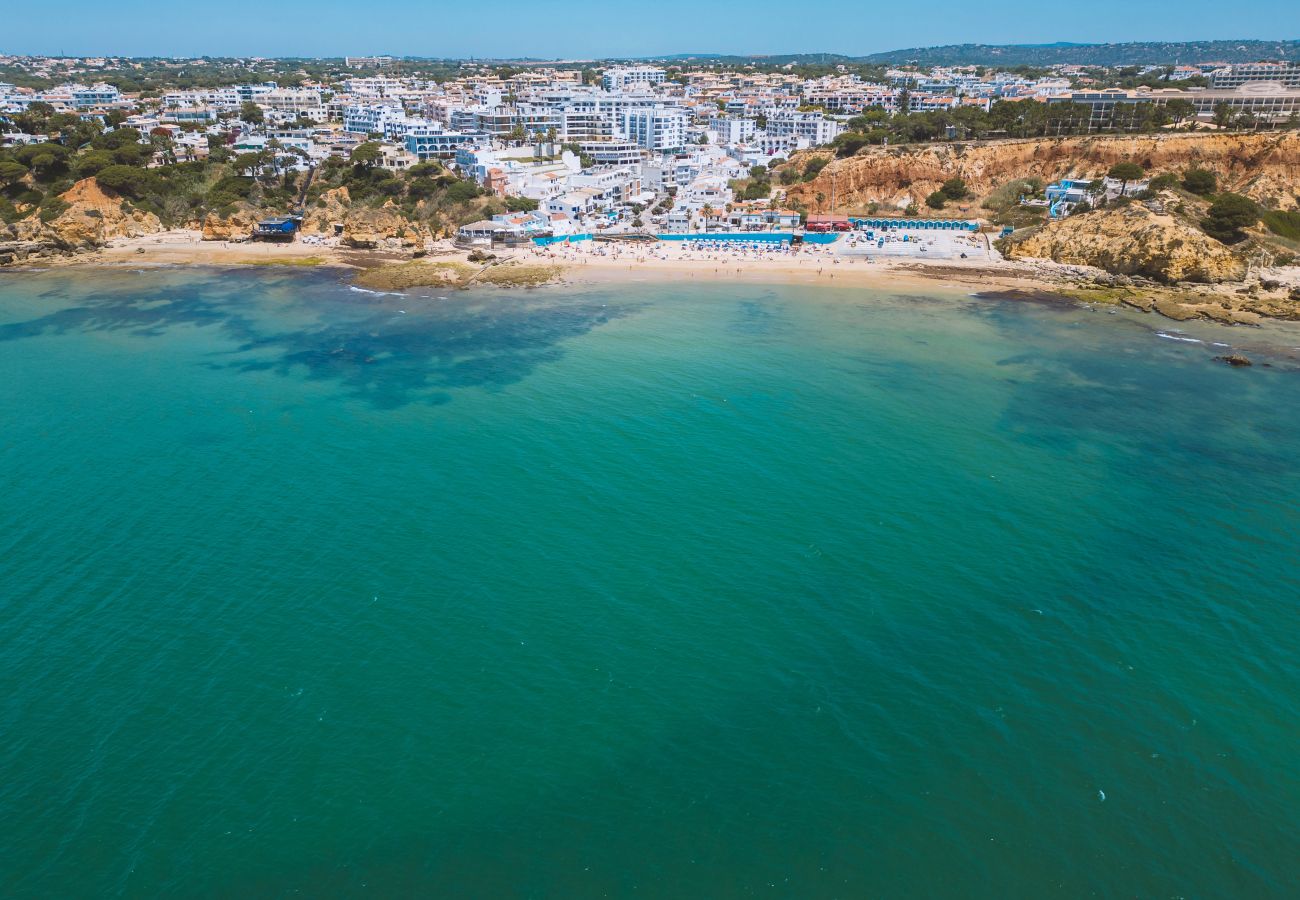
<box><xmin>1003</xmin><ymin>204</ymin><xmax>1247</xmax><ymax>283</ymax></box>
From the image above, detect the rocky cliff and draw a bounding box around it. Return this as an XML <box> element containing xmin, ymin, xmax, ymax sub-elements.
<box><xmin>201</xmin><ymin>202</ymin><xmax>262</xmax><ymax>241</ymax></box>
<box><xmin>1003</xmin><ymin>203</ymin><xmax>1247</xmax><ymax>283</ymax></box>
<box><xmin>10</xmin><ymin>178</ymin><xmax>162</xmax><ymax>250</ymax></box>
<box><xmin>787</xmin><ymin>132</ymin><xmax>1300</xmax><ymax>212</ymax></box>
<box><xmin>300</xmin><ymin>188</ymin><xmax>424</xmax><ymax>248</ymax></box>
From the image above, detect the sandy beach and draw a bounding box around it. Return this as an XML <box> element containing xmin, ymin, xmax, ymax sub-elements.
<box><xmin>27</xmin><ymin>229</ymin><xmax>1066</xmax><ymax>299</ymax></box>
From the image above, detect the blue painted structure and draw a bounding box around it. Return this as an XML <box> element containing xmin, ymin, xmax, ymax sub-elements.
<box><xmin>532</xmin><ymin>234</ymin><xmax>593</xmax><ymax>246</ymax></box>
<box><xmin>253</xmin><ymin>216</ymin><xmax>298</xmax><ymax>241</ymax></box>
<box><xmin>1045</xmin><ymin>179</ymin><xmax>1095</xmax><ymax>218</ymax></box>
<box><xmin>534</xmin><ymin>233</ymin><xmax>844</xmax><ymax>247</ymax></box>
<box><xmin>849</xmin><ymin>218</ymin><xmax>979</xmax><ymax>232</ymax></box>
<box><xmin>657</xmin><ymin>233</ymin><xmax>841</xmax><ymax>245</ymax></box>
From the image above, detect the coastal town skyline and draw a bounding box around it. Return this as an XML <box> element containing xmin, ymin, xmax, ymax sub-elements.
<box><xmin>5</xmin><ymin>0</ymin><xmax>1299</xmax><ymax>58</ymax></box>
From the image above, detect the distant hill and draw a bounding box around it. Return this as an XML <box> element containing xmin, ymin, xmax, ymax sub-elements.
<box><xmin>635</xmin><ymin>41</ymin><xmax>1300</xmax><ymax>68</ymax></box>
<box><xmin>638</xmin><ymin>53</ymin><xmax>858</xmax><ymax>66</ymax></box>
<box><xmin>855</xmin><ymin>40</ymin><xmax>1300</xmax><ymax>67</ymax></box>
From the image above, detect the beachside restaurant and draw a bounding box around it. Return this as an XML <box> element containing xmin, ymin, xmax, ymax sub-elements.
<box><xmin>252</xmin><ymin>216</ymin><xmax>299</xmax><ymax>241</ymax></box>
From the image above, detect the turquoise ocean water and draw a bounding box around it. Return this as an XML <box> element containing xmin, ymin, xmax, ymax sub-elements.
<box><xmin>1</xmin><ymin>267</ymin><xmax>1298</xmax><ymax>897</ymax></box>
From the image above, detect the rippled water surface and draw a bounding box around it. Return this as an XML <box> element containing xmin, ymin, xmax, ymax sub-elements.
<box><xmin>2</xmin><ymin>268</ymin><xmax>1298</xmax><ymax>897</ymax></box>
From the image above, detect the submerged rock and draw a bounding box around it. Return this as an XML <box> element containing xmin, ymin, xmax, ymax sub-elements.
<box><xmin>1214</xmin><ymin>354</ymin><xmax>1253</xmax><ymax>367</ymax></box>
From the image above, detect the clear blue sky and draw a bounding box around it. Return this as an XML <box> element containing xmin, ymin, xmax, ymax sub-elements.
<box><xmin>4</xmin><ymin>0</ymin><xmax>1296</xmax><ymax>59</ymax></box>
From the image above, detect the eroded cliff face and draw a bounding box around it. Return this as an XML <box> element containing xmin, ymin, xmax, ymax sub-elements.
<box><xmin>786</xmin><ymin>132</ymin><xmax>1300</xmax><ymax>211</ymax></box>
<box><xmin>339</xmin><ymin>202</ymin><xmax>424</xmax><ymax>249</ymax></box>
<box><xmin>299</xmin><ymin>188</ymin><xmax>424</xmax><ymax>248</ymax></box>
<box><xmin>300</xmin><ymin>186</ymin><xmax>351</xmax><ymax>235</ymax></box>
<box><xmin>201</xmin><ymin>202</ymin><xmax>261</xmax><ymax>241</ymax></box>
<box><xmin>12</xmin><ymin>178</ymin><xmax>162</xmax><ymax>250</ymax></box>
<box><xmin>1003</xmin><ymin>203</ymin><xmax>1247</xmax><ymax>283</ymax></box>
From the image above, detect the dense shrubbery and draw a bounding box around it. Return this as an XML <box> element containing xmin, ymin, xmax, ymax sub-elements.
<box><xmin>1262</xmin><ymin>209</ymin><xmax>1300</xmax><ymax>241</ymax></box>
<box><xmin>1182</xmin><ymin>168</ymin><xmax>1217</xmax><ymax>195</ymax></box>
<box><xmin>801</xmin><ymin>157</ymin><xmax>828</xmax><ymax>182</ymax></box>
<box><xmin>1</xmin><ymin>110</ymin><xmax>509</xmax><ymax>234</ymax></box>
<box><xmin>1201</xmin><ymin>194</ymin><xmax>1259</xmax><ymax>244</ymax></box>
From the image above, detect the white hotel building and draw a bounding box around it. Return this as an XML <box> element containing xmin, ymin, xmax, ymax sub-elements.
<box><xmin>621</xmin><ymin>107</ymin><xmax>688</xmax><ymax>153</ymax></box>
<box><xmin>764</xmin><ymin>111</ymin><xmax>845</xmax><ymax>145</ymax></box>
<box><xmin>601</xmin><ymin>66</ymin><xmax>667</xmax><ymax>92</ymax></box>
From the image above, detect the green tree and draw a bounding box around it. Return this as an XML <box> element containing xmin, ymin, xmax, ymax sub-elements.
<box><xmin>1200</xmin><ymin>193</ymin><xmax>1259</xmax><ymax>244</ymax></box>
<box><xmin>0</xmin><ymin>160</ymin><xmax>28</xmax><ymax>185</ymax></box>
<box><xmin>1164</xmin><ymin>98</ymin><xmax>1196</xmax><ymax>127</ymax></box>
<box><xmin>925</xmin><ymin>190</ymin><xmax>947</xmax><ymax>210</ymax></box>
<box><xmin>240</xmin><ymin>101</ymin><xmax>264</xmax><ymax>124</ymax></box>
<box><xmin>940</xmin><ymin>177</ymin><xmax>967</xmax><ymax>200</ymax></box>
<box><xmin>93</xmin><ymin>164</ymin><xmax>154</xmax><ymax>198</ymax></box>
<box><xmin>349</xmin><ymin>142</ymin><xmax>382</xmax><ymax>168</ymax></box>
<box><xmin>72</xmin><ymin>150</ymin><xmax>116</xmax><ymax>179</ymax></box>
<box><xmin>445</xmin><ymin>180</ymin><xmax>480</xmax><ymax>202</ymax></box>
<box><xmin>1181</xmin><ymin>168</ymin><xmax>1217</xmax><ymax>195</ymax></box>
<box><xmin>802</xmin><ymin>157</ymin><xmax>828</xmax><ymax>182</ymax></box>
<box><xmin>1107</xmin><ymin>161</ymin><xmax>1145</xmax><ymax>195</ymax></box>
<box><xmin>832</xmin><ymin>132</ymin><xmax>870</xmax><ymax>158</ymax></box>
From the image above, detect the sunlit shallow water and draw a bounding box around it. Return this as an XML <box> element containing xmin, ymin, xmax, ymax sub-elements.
<box><xmin>2</xmin><ymin>267</ymin><xmax>1298</xmax><ymax>897</ymax></box>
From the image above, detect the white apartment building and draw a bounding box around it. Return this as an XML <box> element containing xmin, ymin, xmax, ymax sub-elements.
<box><xmin>258</xmin><ymin>88</ymin><xmax>326</xmax><ymax>119</ymax></box>
<box><xmin>601</xmin><ymin>66</ymin><xmax>667</xmax><ymax>92</ymax></box>
<box><xmin>708</xmin><ymin>116</ymin><xmax>756</xmax><ymax>144</ymax></box>
<box><xmin>578</xmin><ymin>141</ymin><xmax>644</xmax><ymax>166</ymax></box>
<box><xmin>765</xmin><ymin>111</ymin><xmax>845</xmax><ymax>146</ymax></box>
<box><xmin>1209</xmin><ymin>62</ymin><xmax>1300</xmax><ymax>89</ymax></box>
<box><xmin>403</xmin><ymin>123</ymin><xmax>473</xmax><ymax>160</ymax></box>
<box><xmin>346</xmin><ymin>56</ymin><xmax>396</xmax><ymax>69</ymax></box>
<box><xmin>343</xmin><ymin>103</ymin><xmax>406</xmax><ymax>135</ymax></box>
<box><xmin>71</xmin><ymin>83</ymin><xmax>125</xmax><ymax>109</ymax></box>
<box><xmin>621</xmin><ymin>107</ymin><xmax>688</xmax><ymax>153</ymax></box>
<box><xmin>164</xmin><ymin>88</ymin><xmax>242</xmax><ymax>112</ymax></box>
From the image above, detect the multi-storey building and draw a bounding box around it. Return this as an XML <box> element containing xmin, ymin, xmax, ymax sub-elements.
<box><xmin>1209</xmin><ymin>62</ymin><xmax>1300</xmax><ymax>89</ymax></box>
<box><xmin>601</xmin><ymin>66</ymin><xmax>667</xmax><ymax>92</ymax></box>
<box><xmin>707</xmin><ymin>116</ymin><xmax>756</xmax><ymax>144</ymax></box>
<box><xmin>345</xmin><ymin>56</ymin><xmax>396</xmax><ymax>70</ymax></box>
<box><xmin>765</xmin><ymin>111</ymin><xmax>845</xmax><ymax>145</ymax></box>
<box><xmin>343</xmin><ymin>103</ymin><xmax>406</xmax><ymax>135</ymax></box>
<box><xmin>578</xmin><ymin>141</ymin><xmax>644</xmax><ymax>166</ymax></box>
<box><xmin>1051</xmin><ymin>84</ymin><xmax>1300</xmax><ymax>127</ymax></box>
<box><xmin>403</xmin><ymin>124</ymin><xmax>473</xmax><ymax>160</ymax></box>
<box><xmin>71</xmin><ymin>83</ymin><xmax>124</xmax><ymax>108</ymax></box>
<box><xmin>621</xmin><ymin>107</ymin><xmax>688</xmax><ymax>153</ymax></box>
